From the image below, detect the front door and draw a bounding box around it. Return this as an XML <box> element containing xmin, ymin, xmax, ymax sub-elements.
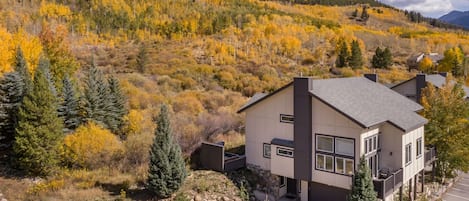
<box><xmin>287</xmin><ymin>178</ymin><xmax>297</xmax><ymax>196</ymax></box>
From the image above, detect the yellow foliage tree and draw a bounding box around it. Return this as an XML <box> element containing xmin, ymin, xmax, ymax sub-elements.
<box><xmin>123</xmin><ymin>109</ymin><xmax>144</xmax><ymax>135</ymax></box>
<box><xmin>419</xmin><ymin>56</ymin><xmax>434</xmax><ymax>73</ymax></box>
<box><xmin>39</xmin><ymin>1</ymin><xmax>72</xmax><ymax>21</ymax></box>
<box><xmin>63</xmin><ymin>122</ymin><xmax>123</xmax><ymax>168</ymax></box>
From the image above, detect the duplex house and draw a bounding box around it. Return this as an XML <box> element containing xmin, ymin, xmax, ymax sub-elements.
<box><xmin>391</xmin><ymin>73</ymin><xmax>469</xmax><ymax>103</ymax></box>
<box><xmin>238</xmin><ymin>76</ymin><xmax>428</xmax><ymax>201</ymax></box>
<box><xmin>407</xmin><ymin>53</ymin><xmax>443</xmax><ymax>71</ymax></box>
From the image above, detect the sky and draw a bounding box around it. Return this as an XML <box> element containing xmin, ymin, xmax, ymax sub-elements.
<box><xmin>379</xmin><ymin>0</ymin><xmax>469</xmax><ymax>18</ymax></box>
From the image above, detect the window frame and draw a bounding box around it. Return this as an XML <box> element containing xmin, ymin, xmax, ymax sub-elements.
<box><xmin>316</xmin><ymin>153</ymin><xmax>334</xmax><ymax>172</ymax></box>
<box><xmin>263</xmin><ymin>143</ymin><xmax>271</xmax><ymax>159</ymax></box>
<box><xmin>316</xmin><ymin>135</ymin><xmax>334</xmax><ymax>153</ymax></box>
<box><xmin>335</xmin><ymin>157</ymin><xmax>354</xmax><ymax>175</ymax></box>
<box><xmin>279</xmin><ymin>176</ymin><xmax>286</xmax><ymax>187</ymax></box>
<box><xmin>416</xmin><ymin>138</ymin><xmax>422</xmax><ymax>158</ymax></box>
<box><xmin>405</xmin><ymin>143</ymin><xmax>412</xmax><ymax>165</ymax></box>
<box><xmin>280</xmin><ymin>114</ymin><xmax>294</xmax><ymax>124</ymax></box>
<box><xmin>315</xmin><ymin>134</ymin><xmax>355</xmax><ymax>176</ymax></box>
<box><xmin>365</xmin><ymin>135</ymin><xmax>379</xmax><ymax>155</ymax></box>
<box><xmin>277</xmin><ymin>147</ymin><xmax>294</xmax><ymax>158</ymax></box>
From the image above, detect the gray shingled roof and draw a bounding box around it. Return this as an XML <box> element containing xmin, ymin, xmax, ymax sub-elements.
<box><xmin>239</xmin><ymin>77</ymin><xmax>427</xmax><ymax>132</ymax></box>
<box><xmin>426</xmin><ymin>74</ymin><xmax>469</xmax><ymax>98</ymax></box>
<box><xmin>311</xmin><ymin>77</ymin><xmax>427</xmax><ymax>132</ymax></box>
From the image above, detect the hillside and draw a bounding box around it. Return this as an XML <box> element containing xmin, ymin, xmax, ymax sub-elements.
<box><xmin>439</xmin><ymin>10</ymin><xmax>469</xmax><ymax>29</ymax></box>
<box><xmin>0</xmin><ymin>0</ymin><xmax>469</xmax><ymax>200</ymax></box>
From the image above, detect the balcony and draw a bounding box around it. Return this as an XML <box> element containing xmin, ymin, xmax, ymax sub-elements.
<box><xmin>424</xmin><ymin>146</ymin><xmax>437</xmax><ymax>165</ymax></box>
<box><xmin>373</xmin><ymin>168</ymin><xmax>403</xmax><ymax>199</ymax></box>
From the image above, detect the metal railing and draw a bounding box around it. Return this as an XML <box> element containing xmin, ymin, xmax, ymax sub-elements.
<box><xmin>373</xmin><ymin>168</ymin><xmax>403</xmax><ymax>199</ymax></box>
<box><xmin>425</xmin><ymin>146</ymin><xmax>437</xmax><ymax>165</ymax></box>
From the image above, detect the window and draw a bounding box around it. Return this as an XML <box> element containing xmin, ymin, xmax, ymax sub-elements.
<box><xmin>317</xmin><ymin>135</ymin><xmax>334</xmax><ymax>153</ymax></box>
<box><xmin>316</xmin><ymin>154</ymin><xmax>334</xmax><ymax>172</ymax></box>
<box><xmin>263</xmin><ymin>143</ymin><xmax>271</xmax><ymax>158</ymax></box>
<box><xmin>277</xmin><ymin>147</ymin><xmax>294</xmax><ymax>157</ymax></box>
<box><xmin>279</xmin><ymin>176</ymin><xmax>286</xmax><ymax>187</ymax></box>
<box><xmin>335</xmin><ymin>138</ymin><xmax>354</xmax><ymax>157</ymax></box>
<box><xmin>336</xmin><ymin>157</ymin><xmax>354</xmax><ymax>175</ymax></box>
<box><xmin>315</xmin><ymin>134</ymin><xmax>355</xmax><ymax>176</ymax></box>
<box><xmin>365</xmin><ymin>135</ymin><xmax>379</xmax><ymax>154</ymax></box>
<box><xmin>405</xmin><ymin>143</ymin><xmax>412</xmax><ymax>165</ymax></box>
<box><xmin>280</xmin><ymin>114</ymin><xmax>294</xmax><ymax>123</ymax></box>
<box><xmin>416</xmin><ymin>138</ymin><xmax>422</xmax><ymax>158</ymax></box>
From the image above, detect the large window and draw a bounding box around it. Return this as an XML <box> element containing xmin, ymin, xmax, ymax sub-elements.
<box><xmin>263</xmin><ymin>143</ymin><xmax>271</xmax><ymax>158</ymax></box>
<box><xmin>316</xmin><ymin>154</ymin><xmax>334</xmax><ymax>172</ymax></box>
<box><xmin>405</xmin><ymin>143</ymin><xmax>412</xmax><ymax>165</ymax></box>
<box><xmin>416</xmin><ymin>138</ymin><xmax>422</xmax><ymax>158</ymax></box>
<box><xmin>336</xmin><ymin>157</ymin><xmax>354</xmax><ymax>175</ymax></box>
<box><xmin>365</xmin><ymin>135</ymin><xmax>379</xmax><ymax>155</ymax></box>
<box><xmin>315</xmin><ymin>134</ymin><xmax>355</xmax><ymax>176</ymax></box>
<box><xmin>277</xmin><ymin>147</ymin><xmax>294</xmax><ymax>158</ymax></box>
<box><xmin>280</xmin><ymin>114</ymin><xmax>294</xmax><ymax>123</ymax></box>
<box><xmin>317</xmin><ymin>135</ymin><xmax>334</xmax><ymax>153</ymax></box>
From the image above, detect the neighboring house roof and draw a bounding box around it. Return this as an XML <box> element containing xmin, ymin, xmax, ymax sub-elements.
<box><xmin>238</xmin><ymin>77</ymin><xmax>427</xmax><ymax>132</ymax></box>
<box><xmin>391</xmin><ymin>74</ymin><xmax>469</xmax><ymax>98</ymax></box>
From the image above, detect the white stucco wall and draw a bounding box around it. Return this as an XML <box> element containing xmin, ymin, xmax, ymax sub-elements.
<box><xmin>379</xmin><ymin>123</ymin><xmax>403</xmax><ymax>171</ymax></box>
<box><xmin>244</xmin><ymin>86</ymin><xmax>294</xmax><ymax>170</ymax></box>
<box><xmin>271</xmin><ymin>145</ymin><xmax>294</xmax><ymax>178</ymax></box>
<box><xmin>402</xmin><ymin>126</ymin><xmax>424</xmax><ymax>183</ymax></box>
<box><xmin>300</xmin><ymin>180</ymin><xmax>308</xmax><ymax>200</ymax></box>
<box><xmin>311</xmin><ymin>97</ymin><xmax>363</xmax><ymax>190</ymax></box>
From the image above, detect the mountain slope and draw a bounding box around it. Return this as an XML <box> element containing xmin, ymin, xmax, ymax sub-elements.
<box><xmin>439</xmin><ymin>10</ymin><xmax>469</xmax><ymax>29</ymax></box>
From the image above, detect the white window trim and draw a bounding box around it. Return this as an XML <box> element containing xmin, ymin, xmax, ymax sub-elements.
<box><xmin>335</xmin><ymin>157</ymin><xmax>354</xmax><ymax>175</ymax></box>
<box><xmin>277</xmin><ymin>147</ymin><xmax>294</xmax><ymax>157</ymax></box>
<box><xmin>416</xmin><ymin>138</ymin><xmax>422</xmax><ymax>158</ymax></box>
<box><xmin>316</xmin><ymin>135</ymin><xmax>334</xmax><ymax>153</ymax></box>
<box><xmin>335</xmin><ymin>138</ymin><xmax>355</xmax><ymax>157</ymax></box>
<box><xmin>280</xmin><ymin>114</ymin><xmax>294</xmax><ymax>123</ymax></box>
<box><xmin>263</xmin><ymin>143</ymin><xmax>271</xmax><ymax>159</ymax></box>
<box><xmin>405</xmin><ymin>143</ymin><xmax>412</xmax><ymax>165</ymax></box>
<box><xmin>316</xmin><ymin>153</ymin><xmax>334</xmax><ymax>172</ymax></box>
<box><xmin>279</xmin><ymin>176</ymin><xmax>286</xmax><ymax>187</ymax></box>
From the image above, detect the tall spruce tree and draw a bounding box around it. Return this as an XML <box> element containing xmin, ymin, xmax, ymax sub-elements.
<box><xmin>147</xmin><ymin>104</ymin><xmax>187</xmax><ymax>198</ymax></box>
<box><xmin>383</xmin><ymin>47</ymin><xmax>393</xmax><ymax>68</ymax></box>
<box><xmin>14</xmin><ymin>57</ymin><xmax>63</xmax><ymax>176</ymax></box>
<box><xmin>349</xmin><ymin>40</ymin><xmax>363</xmax><ymax>69</ymax></box>
<box><xmin>0</xmin><ymin>72</ymin><xmax>24</xmax><ymax>151</ymax></box>
<box><xmin>82</xmin><ymin>62</ymin><xmax>108</xmax><ymax>126</ymax></box>
<box><xmin>105</xmin><ymin>76</ymin><xmax>127</xmax><ymax>134</ymax></box>
<box><xmin>14</xmin><ymin>47</ymin><xmax>32</xmax><ymax>92</ymax></box>
<box><xmin>372</xmin><ymin>47</ymin><xmax>393</xmax><ymax>69</ymax></box>
<box><xmin>350</xmin><ymin>157</ymin><xmax>377</xmax><ymax>201</ymax></box>
<box><xmin>59</xmin><ymin>75</ymin><xmax>81</xmax><ymax>133</ymax></box>
<box><xmin>336</xmin><ymin>40</ymin><xmax>349</xmax><ymax>68</ymax></box>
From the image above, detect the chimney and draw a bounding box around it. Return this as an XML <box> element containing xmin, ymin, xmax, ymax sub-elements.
<box><xmin>364</xmin><ymin>74</ymin><xmax>378</xmax><ymax>82</ymax></box>
<box><xmin>293</xmin><ymin>77</ymin><xmax>313</xmax><ymax>181</ymax></box>
<box><xmin>438</xmin><ymin>72</ymin><xmax>448</xmax><ymax>77</ymax></box>
<box><xmin>416</xmin><ymin>74</ymin><xmax>426</xmax><ymax>104</ymax></box>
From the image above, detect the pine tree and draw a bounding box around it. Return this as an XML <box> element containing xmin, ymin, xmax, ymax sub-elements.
<box><xmin>361</xmin><ymin>6</ymin><xmax>370</xmax><ymax>22</ymax></box>
<box><xmin>349</xmin><ymin>40</ymin><xmax>363</xmax><ymax>69</ymax></box>
<box><xmin>13</xmin><ymin>46</ymin><xmax>32</xmax><ymax>92</ymax></box>
<box><xmin>147</xmin><ymin>104</ymin><xmax>187</xmax><ymax>198</ymax></box>
<box><xmin>136</xmin><ymin>43</ymin><xmax>148</xmax><ymax>73</ymax></box>
<box><xmin>105</xmin><ymin>76</ymin><xmax>127</xmax><ymax>134</ymax></box>
<box><xmin>336</xmin><ymin>40</ymin><xmax>349</xmax><ymax>68</ymax></box>
<box><xmin>383</xmin><ymin>47</ymin><xmax>393</xmax><ymax>68</ymax></box>
<box><xmin>371</xmin><ymin>47</ymin><xmax>384</xmax><ymax>68</ymax></box>
<box><xmin>59</xmin><ymin>75</ymin><xmax>81</xmax><ymax>133</ymax></box>
<box><xmin>0</xmin><ymin>72</ymin><xmax>24</xmax><ymax>151</ymax></box>
<box><xmin>13</xmin><ymin>57</ymin><xmax>63</xmax><ymax>176</ymax></box>
<box><xmin>82</xmin><ymin>62</ymin><xmax>108</xmax><ymax>126</ymax></box>
<box><xmin>350</xmin><ymin>157</ymin><xmax>377</xmax><ymax>201</ymax></box>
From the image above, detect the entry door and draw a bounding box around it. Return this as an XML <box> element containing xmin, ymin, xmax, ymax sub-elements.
<box><xmin>367</xmin><ymin>155</ymin><xmax>378</xmax><ymax>177</ymax></box>
<box><xmin>287</xmin><ymin>178</ymin><xmax>297</xmax><ymax>196</ymax></box>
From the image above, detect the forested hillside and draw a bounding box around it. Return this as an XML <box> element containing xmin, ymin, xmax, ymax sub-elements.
<box><xmin>0</xmin><ymin>0</ymin><xmax>468</xmax><ymax>200</ymax></box>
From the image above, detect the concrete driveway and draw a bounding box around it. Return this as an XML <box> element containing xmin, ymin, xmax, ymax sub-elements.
<box><xmin>443</xmin><ymin>173</ymin><xmax>469</xmax><ymax>201</ymax></box>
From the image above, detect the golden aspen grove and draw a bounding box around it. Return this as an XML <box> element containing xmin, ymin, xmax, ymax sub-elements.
<box><xmin>0</xmin><ymin>0</ymin><xmax>468</xmax><ymax>200</ymax></box>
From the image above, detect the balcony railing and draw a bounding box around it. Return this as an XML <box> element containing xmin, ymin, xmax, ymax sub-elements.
<box><xmin>425</xmin><ymin>146</ymin><xmax>437</xmax><ymax>165</ymax></box>
<box><xmin>373</xmin><ymin>168</ymin><xmax>403</xmax><ymax>199</ymax></box>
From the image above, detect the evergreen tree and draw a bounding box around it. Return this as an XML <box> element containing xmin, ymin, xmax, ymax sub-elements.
<box><xmin>371</xmin><ymin>47</ymin><xmax>392</xmax><ymax>69</ymax></box>
<box><xmin>336</xmin><ymin>40</ymin><xmax>349</xmax><ymax>68</ymax></box>
<box><xmin>349</xmin><ymin>40</ymin><xmax>363</xmax><ymax>69</ymax></box>
<box><xmin>104</xmin><ymin>76</ymin><xmax>127</xmax><ymax>134</ymax></box>
<box><xmin>361</xmin><ymin>6</ymin><xmax>369</xmax><ymax>22</ymax></box>
<box><xmin>383</xmin><ymin>47</ymin><xmax>393</xmax><ymax>68</ymax></box>
<box><xmin>59</xmin><ymin>75</ymin><xmax>81</xmax><ymax>133</ymax></box>
<box><xmin>350</xmin><ymin>157</ymin><xmax>377</xmax><ymax>201</ymax></box>
<box><xmin>14</xmin><ymin>46</ymin><xmax>32</xmax><ymax>92</ymax></box>
<box><xmin>136</xmin><ymin>43</ymin><xmax>148</xmax><ymax>73</ymax></box>
<box><xmin>82</xmin><ymin>62</ymin><xmax>108</xmax><ymax>126</ymax></box>
<box><xmin>352</xmin><ymin>9</ymin><xmax>358</xmax><ymax>18</ymax></box>
<box><xmin>0</xmin><ymin>72</ymin><xmax>24</xmax><ymax>151</ymax></box>
<box><xmin>147</xmin><ymin>104</ymin><xmax>187</xmax><ymax>198</ymax></box>
<box><xmin>14</xmin><ymin>57</ymin><xmax>63</xmax><ymax>176</ymax></box>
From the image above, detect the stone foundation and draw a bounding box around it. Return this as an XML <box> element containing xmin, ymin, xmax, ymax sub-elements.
<box><xmin>246</xmin><ymin>163</ymin><xmax>282</xmax><ymax>200</ymax></box>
